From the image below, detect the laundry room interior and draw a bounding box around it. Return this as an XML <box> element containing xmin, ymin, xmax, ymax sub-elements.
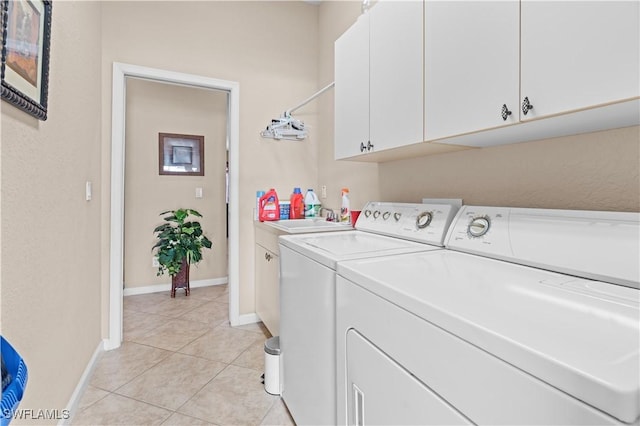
<box><xmin>1</xmin><ymin>0</ymin><xmax>638</xmax><ymax>425</ymax></box>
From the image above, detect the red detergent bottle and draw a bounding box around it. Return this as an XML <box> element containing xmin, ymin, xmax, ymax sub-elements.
<box><xmin>289</xmin><ymin>187</ymin><xmax>304</xmax><ymax>219</ymax></box>
<box><xmin>259</xmin><ymin>189</ymin><xmax>280</xmax><ymax>222</ymax></box>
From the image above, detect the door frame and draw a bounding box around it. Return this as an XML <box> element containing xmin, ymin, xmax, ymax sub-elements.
<box><xmin>107</xmin><ymin>62</ymin><xmax>240</xmax><ymax>349</ymax></box>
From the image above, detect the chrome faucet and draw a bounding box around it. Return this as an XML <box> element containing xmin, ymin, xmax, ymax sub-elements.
<box><xmin>320</xmin><ymin>207</ymin><xmax>337</xmax><ymax>222</ymax></box>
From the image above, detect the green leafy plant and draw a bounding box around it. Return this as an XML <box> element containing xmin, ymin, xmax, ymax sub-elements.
<box><xmin>152</xmin><ymin>208</ymin><xmax>213</xmax><ymax>277</ymax></box>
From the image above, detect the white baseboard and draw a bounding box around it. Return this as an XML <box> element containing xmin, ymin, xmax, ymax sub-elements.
<box><xmin>233</xmin><ymin>312</ymin><xmax>260</xmax><ymax>327</ymax></box>
<box><xmin>123</xmin><ymin>277</ymin><xmax>228</xmax><ymax>296</ymax></box>
<box><xmin>61</xmin><ymin>339</ymin><xmax>106</xmax><ymax>425</ymax></box>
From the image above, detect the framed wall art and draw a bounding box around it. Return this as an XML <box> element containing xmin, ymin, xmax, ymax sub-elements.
<box><xmin>159</xmin><ymin>133</ymin><xmax>205</xmax><ymax>176</ymax></box>
<box><xmin>1</xmin><ymin>0</ymin><xmax>52</xmax><ymax>120</ymax></box>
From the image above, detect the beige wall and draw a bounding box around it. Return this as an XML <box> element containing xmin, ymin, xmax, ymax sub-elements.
<box><xmin>124</xmin><ymin>79</ymin><xmax>229</xmax><ymax>289</ymax></box>
<box><xmin>1</xmin><ymin>1</ymin><xmax>103</xmax><ymax>421</ymax></box>
<box><xmin>379</xmin><ymin>126</ymin><xmax>640</xmax><ymax>211</ymax></box>
<box><xmin>101</xmin><ymin>1</ymin><xmax>320</xmax><ymax>316</ymax></box>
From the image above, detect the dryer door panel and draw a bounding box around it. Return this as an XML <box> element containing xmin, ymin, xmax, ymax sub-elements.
<box><xmin>346</xmin><ymin>329</ymin><xmax>471</xmax><ymax>425</ymax></box>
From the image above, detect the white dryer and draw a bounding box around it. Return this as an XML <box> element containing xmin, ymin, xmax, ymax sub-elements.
<box><xmin>336</xmin><ymin>206</ymin><xmax>640</xmax><ymax>425</ymax></box>
<box><xmin>278</xmin><ymin>201</ymin><xmax>459</xmax><ymax>425</ymax></box>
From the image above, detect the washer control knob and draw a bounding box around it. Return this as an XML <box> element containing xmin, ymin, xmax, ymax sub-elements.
<box><xmin>468</xmin><ymin>216</ymin><xmax>491</xmax><ymax>237</ymax></box>
<box><xmin>373</xmin><ymin>210</ymin><xmax>381</xmax><ymax>219</ymax></box>
<box><xmin>382</xmin><ymin>211</ymin><xmax>391</xmax><ymax>220</ymax></box>
<box><xmin>416</xmin><ymin>211</ymin><xmax>433</xmax><ymax>229</ymax></box>
<box><xmin>364</xmin><ymin>210</ymin><xmax>372</xmax><ymax>218</ymax></box>
<box><xmin>393</xmin><ymin>212</ymin><xmax>402</xmax><ymax>222</ymax></box>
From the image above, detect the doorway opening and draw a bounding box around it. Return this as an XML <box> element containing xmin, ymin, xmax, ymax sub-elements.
<box><xmin>108</xmin><ymin>63</ymin><xmax>240</xmax><ymax>350</ymax></box>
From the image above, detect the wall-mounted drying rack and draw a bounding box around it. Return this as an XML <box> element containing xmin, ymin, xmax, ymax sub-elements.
<box><xmin>260</xmin><ymin>82</ymin><xmax>335</xmax><ymax>141</ymax></box>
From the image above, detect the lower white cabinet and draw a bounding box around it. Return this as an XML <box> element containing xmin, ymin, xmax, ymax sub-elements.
<box><xmin>254</xmin><ymin>224</ymin><xmax>282</xmax><ymax>336</ymax></box>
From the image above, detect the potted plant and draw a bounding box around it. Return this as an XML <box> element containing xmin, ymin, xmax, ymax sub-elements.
<box><xmin>152</xmin><ymin>208</ymin><xmax>213</xmax><ymax>297</ymax></box>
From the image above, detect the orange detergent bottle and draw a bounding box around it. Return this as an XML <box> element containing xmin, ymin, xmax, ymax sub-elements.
<box><xmin>259</xmin><ymin>189</ymin><xmax>280</xmax><ymax>221</ymax></box>
<box><xmin>289</xmin><ymin>187</ymin><xmax>304</xmax><ymax>219</ymax></box>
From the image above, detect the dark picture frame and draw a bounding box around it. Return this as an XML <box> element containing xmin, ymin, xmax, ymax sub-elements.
<box><xmin>159</xmin><ymin>133</ymin><xmax>205</xmax><ymax>176</ymax></box>
<box><xmin>0</xmin><ymin>0</ymin><xmax>52</xmax><ymax>121</ymax></box>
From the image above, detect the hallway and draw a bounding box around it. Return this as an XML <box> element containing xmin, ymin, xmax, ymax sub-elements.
<box><xmin>72</xmin><ymin>285</ymin><xmax>294</xmax><ymax>425</ymax></box>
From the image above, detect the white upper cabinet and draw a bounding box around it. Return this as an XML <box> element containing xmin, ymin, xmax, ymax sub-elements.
<box><xmin>520</xmin><ymin>1</ymin><xmax>640</xmax><ymax>121</ymax></box>
<box><xmin>335</xmin><ymin>13</ymin><xmax>370</xmax><ymax>160</ymax></box>
<box><xmin>334</xmin><ymin>1</ymin><xmax>639</xmax><ymax>160</ymax></box>
<box><xmin>335</xmin><ymin>0</ymin><xmax>424</xmax><ymax>160</ymax></box>
<box><xmin>369</xmin><ymin>0</ymin><xmax>424</xmax><ymax>152</ymax></box>
<box><xmin>425</xmin><ymin>1</ymin><xmax>520</xmax><ymax>141</ymax></box>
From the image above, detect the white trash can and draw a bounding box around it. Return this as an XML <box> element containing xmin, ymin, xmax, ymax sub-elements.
<box><xmin>264</xmin><ymin>336</ymin><xmax>281</xmax><ymax>395</ymax></box>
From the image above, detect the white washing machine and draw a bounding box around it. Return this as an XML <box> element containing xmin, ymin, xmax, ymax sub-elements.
<box><xmin>278</xmin><ymin>201</ymin><xmax>459</xmax><ymax>425</ymax></box>
<box><xmin>336</xmin><ymin>206</ymin><xmax>640</xmax><ymax>425</ymax></box>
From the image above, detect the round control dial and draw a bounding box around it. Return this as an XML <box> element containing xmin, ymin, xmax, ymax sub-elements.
<box><xmin>468</xmin><ymin>216</ymin><xmax>491</xmax><ymax>237</ymax></box>
<box><xmin>393</xmin><ymin>212</ymin><xmax>402</xmax><ymax>222</ymax></box>
<box><xmin>416</xmin><ymin>211</ymin><xmax>433</xmax><ymax>229</ymax></box>
<box><xmin>364</xmin><ymin>210</ymin><xmax>372</xmax><ymax>218</ymax></box>
<box><xmin>382</xmin><ymin>211</ymin><xmax>391</xmax><ymax>220</ymax></box>
<box><xmin>373</xmin><ymin>210</ymin><xmax>381</xmax><ymax>219</ymax></box>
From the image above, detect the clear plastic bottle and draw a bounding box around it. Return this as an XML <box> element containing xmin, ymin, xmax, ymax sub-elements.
<box><xmin>304</xmin><ymin>189</ymin><xmax>320</xmax><ymax>218</ymax></box>
<box><xmin>340</xmin><ymin>188</ymin><xmax>350</xmax><ymax>223</ymax></box>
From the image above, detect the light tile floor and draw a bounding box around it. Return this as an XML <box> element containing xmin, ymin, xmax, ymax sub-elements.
<box><xmin>72</xmin><ymin>285</ymin><xmax>295</xmax><ymax>425</ymax></box>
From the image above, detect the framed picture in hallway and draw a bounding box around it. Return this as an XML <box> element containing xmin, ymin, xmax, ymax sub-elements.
<box><xmin>0</xmin><ymin>0</ymin><xmax>52</xmax><ymax>121</ymax></box>
<box><xmin>159</xmin><ymin>133</ymin><xmax>205</xmax><ymax>176</ymax></box>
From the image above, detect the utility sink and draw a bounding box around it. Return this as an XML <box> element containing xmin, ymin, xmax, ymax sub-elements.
<box><xmin>264</xmin><ymin>219</ymin><xmax>352</xmax><ymax>234</ymax></box>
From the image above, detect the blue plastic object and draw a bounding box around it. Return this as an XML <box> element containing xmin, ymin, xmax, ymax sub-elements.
<box><xmin>1</xmin><ymin>336</ymin><xmax>28</xmax><ymax>426</ymax></box>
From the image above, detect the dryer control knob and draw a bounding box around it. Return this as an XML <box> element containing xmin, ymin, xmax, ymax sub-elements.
<box><xmin>382</xmin><ymin>211</ymin><xmax>391</xmax><ymax>220</ymax></box>
<box><xmin>468</xmin><ymin>216</ymin><xmax>491</xmax><ymax>237</ymax></box>
<box><xmin>393</xmin><ymin>212</ymin><xmax>402</xmax><ymax>222</ymax></box>
<box><xmin>416</xmin><ymin>211</ymin><xmax>433</xmax><ymax>229</ymax></box>
<box><xmin>373</xmin><ymin>210</ymin><xmax>381</xmax><ymax>219</ymax></box>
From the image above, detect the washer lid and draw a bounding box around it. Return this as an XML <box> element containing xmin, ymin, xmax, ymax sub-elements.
<box><xmin>279</xmin><ymin>231</ymin><xmax>439</xmax><ymax>270</ymax></box>
<box><xmin>338</xmin><ymin>250</ymin><xmax>640</xmax><ymax>423</ymax></box>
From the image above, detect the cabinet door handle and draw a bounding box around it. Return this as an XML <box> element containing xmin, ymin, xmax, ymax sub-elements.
<box><xmin>366</xmin><ymin>141</ymin><xmax>374</xmax><ymax>151</ymax></box>
<box><xmin>522</xmin><ymin>97</ymin><xmax>534</xmax><ymax>115</ymax></box>
<box><xmin>501</xmin><ymin>104</ymin><xmax>512</xmax><ymax>121</ymax></box>
<box><xmin>264</xmin><ymin>252</ymin><xmax>272</xmax><ymax>261</ymax></box>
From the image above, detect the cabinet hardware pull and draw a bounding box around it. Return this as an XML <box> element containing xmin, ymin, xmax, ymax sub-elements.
<box><xmin>366</xmin><ymin>141</ymin><xmax>374</xmax><ymax>151</ymax></box>
<box><xmin>522</xmin><ymin>97</ymin><xmax>534</xmax><ymax>115</ymax></box>
<box><xmin>360</xmin><ymin>142</ymin><xmax>366</xmax><ymax>152</ymax></box>
<box><xmin>265</xmin><ymin>253</ymin><xmax>272</xmax><ymax>261</ymax></box>
<box><xmin>501</xmin><ymin>104</ymin><xmax>512</xmax><ymax>121</ymax></box>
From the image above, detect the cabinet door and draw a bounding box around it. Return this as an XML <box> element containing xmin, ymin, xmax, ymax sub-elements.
<box><xmin>335</xmin><ymin>13</ymin><xmax>370</xmax><ymax>160</ymax></box>
<box><xmin>424</xmin><ymin>1</ymin><xmax>519</xmax><ymax>141</ymax></box>
<box><xmin>520</xmin><ymin>1</ymin><xmax>640</xmax><ymax>120</ymax></box>
<box><xmin>369</xmin><ymin>0</ymin><xmax>424</xmax><ymax>151</ymax></box>
<box><xmin>255</xmin><ymin>244</ymin><xmax>280</xmax><ymax>336</ymax></box>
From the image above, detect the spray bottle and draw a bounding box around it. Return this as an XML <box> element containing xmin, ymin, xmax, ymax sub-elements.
<box><xmin>340</xmin><ymin>188</ymin><xmax>350</xmax><ymax>223</ymax></box>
